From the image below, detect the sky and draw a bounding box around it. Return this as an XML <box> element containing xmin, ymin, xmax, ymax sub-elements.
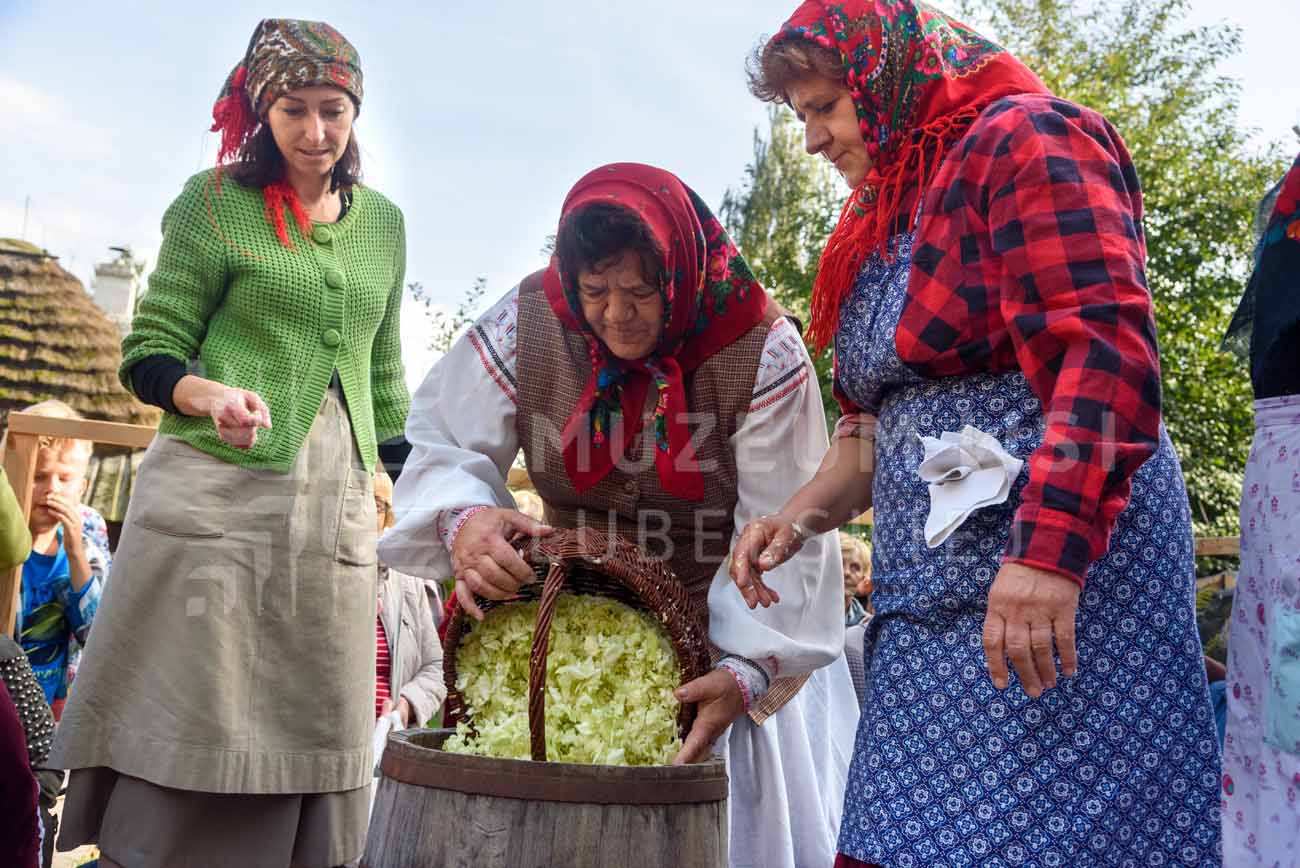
<box><xmin>1</xmin><ymin>0</ymin><xmax>1295</xmax><ymax>391</ymax></box>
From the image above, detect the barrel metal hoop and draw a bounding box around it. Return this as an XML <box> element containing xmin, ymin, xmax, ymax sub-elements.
<box><xmin>379</xmin><ymin>733</ymin><xmax>729</xmax><ymax>806</ymax></box>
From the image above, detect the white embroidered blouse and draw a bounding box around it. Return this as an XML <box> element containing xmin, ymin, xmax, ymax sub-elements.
<box><xmin>379</xmin><ymin>286</ymin><xmax>845</xmax><ymax>700</ymax></box>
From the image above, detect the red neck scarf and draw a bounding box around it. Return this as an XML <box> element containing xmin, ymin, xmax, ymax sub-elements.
<box><xmin>542</xmin><ymin>163</ymin><xmax>769</xmax><ymax>501</ymax></box>
<box><xmin>208</xmin><ymin>19</ymin><xmax>363</xmax><ymax>249</ymax></box>
<box><xmin>772</xmin><ymin>0</ymin><xmax>1048</xmax><ymax>353</ymax></box>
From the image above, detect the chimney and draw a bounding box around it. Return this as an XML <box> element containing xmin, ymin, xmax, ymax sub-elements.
<box><xmin>91</xmin><ymin>246</ymin><xmax>140</xmax><ymax>334</ymax></box>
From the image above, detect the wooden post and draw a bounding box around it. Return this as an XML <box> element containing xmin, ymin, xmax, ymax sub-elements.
<box><xmin>1</xmin><ymin>431</ymin><xmax>39</xmax><ymax>636</ymax></box>
<box><xmin>0</xmin><ymin>412</ymin><xmax>156</xmax><ymax>636</ymax></box>
<box><xmin>1194</xmin><ymin>536</ymin><xmax>1241</xmax><ymax>558</ymax></box>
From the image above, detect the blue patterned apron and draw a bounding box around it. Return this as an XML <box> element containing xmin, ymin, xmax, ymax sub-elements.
<box><xmin>835</xmin><ymin>233</ymin><xmax>1221</xmax><ymax>867</ymax></box>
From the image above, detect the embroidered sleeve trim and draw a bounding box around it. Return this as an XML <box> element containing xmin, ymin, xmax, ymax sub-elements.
<box><xmin>749</xmin><ymin>318</ymin><xmax>810</xmax><ymax>413</ymax></box>
<box><xmin>468</xmin><ymin>328</ymin><xmax>516</xmax><ymax>404</ymax></box>
<box><xmin>466</xmin><ymin>288</ymin><xmax>520</xmax><ymax>404</ymax></box>
<box><xmin>717</xmin><ymin>654</ymin><xmax>773</xmax><ymax>712</ymax></box>
<box><xmin>437</xmin><ymin>504</ymin><xmax>492</xmax><ymax>554</ymax></box>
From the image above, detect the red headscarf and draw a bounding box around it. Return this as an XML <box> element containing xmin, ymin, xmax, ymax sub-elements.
<box><xmin>542</xmin><ymin>163</ymin><xmax>769</xmax><ymax>501</ymax></box>
<box><xmin>770</xmin><ymin>0</ymin><xmax>1048</xmax><ymax>352</ymax></box>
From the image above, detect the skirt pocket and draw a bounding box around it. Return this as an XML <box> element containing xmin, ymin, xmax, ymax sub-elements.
<box><xmin>1264</xmin><ymin>602</ymin><xmax>1300</xmax><ymax>756</ymax></box>
<box><xmin>334</xmin><ymin>467</ymin><xmax>377</xmax><ymax>566</ymax></box>
<box><xmin>129</xmin><ymin>436</ymin><xmax>232</xmax><ymax>539</ymax></box>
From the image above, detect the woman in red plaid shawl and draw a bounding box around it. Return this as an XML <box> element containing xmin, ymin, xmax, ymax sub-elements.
<box><xmin>728</xmin><ymin>2</ymin><xmax>1221</xmax><ymax>865</ymax></box>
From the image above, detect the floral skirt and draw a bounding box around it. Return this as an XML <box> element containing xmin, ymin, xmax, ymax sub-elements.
<box><xmin>1221</xmin><ymin>393</ymin><xmax>1300</xmax><ymax>865</ymax></box>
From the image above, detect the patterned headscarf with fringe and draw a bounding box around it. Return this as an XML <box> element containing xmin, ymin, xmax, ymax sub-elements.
<box><xmin>542</xmin><ymin>163</ymin><xmax>769</xmax><ymax>501</ymax></box>
<box><xmin>769</xmin><ymin>0</ymin><xmax>1047</xmax><ymax>353</ymax></box>
<box><xmin>209</xmin><ymin>19</ymin><xmax>363</xmax><ymax>248</ymax></box>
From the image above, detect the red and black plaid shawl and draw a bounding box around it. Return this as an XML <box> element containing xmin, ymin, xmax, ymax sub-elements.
<box><xmin>904</xmin><ymin>94</ymin><xmax>1161</xmax><ymax>585</ymax></box>
<box><xmin>773</xmin><ymin>1</ymin><xmax>1162</xmax><ymax>585</ymax></box>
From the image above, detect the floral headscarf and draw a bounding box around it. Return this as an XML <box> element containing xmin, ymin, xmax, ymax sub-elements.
<box><xmin>770</xmin><ymin>0</ymin><xmax>1047</xmax><ymax>352</ymax></box>
<box><xmin>209</xmin><ymin>19</ymin><xmax>363</xmax><ymax>248</ymax></box>
<box><xmin>542</xmin><ymin>163</ymin><xmax>769</xmax><ymax>501</ymax></box>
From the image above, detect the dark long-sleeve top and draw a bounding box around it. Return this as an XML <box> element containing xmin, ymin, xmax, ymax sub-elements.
<box><xmin>1246</xmin><ymin>153</ymin><xmax>1300</xmax><ymax>399</ymax></box>
<box><xmin>0</xmin><ymin>637</ymin><xmax>51</xmax><ymax>868</ymax></box>
<box><xmin>129</xmin><ymin>357</ymin><xmax>412</xmax><ymax>479</ymax></box>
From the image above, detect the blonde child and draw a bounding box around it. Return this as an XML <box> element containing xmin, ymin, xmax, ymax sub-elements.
<box><xmin>18</xmin><ymin>401</ymin><xmax>110</xmax><ymax>718</ymax></box>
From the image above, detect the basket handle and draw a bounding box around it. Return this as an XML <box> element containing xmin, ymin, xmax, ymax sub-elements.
<box><xmin>527</xmin><ymin>562</ymin><xmax>568</xmax><ymax>762</ymax></box>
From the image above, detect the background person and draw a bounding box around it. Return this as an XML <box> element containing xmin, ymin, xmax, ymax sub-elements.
<box><xmin>373</xmin><ymin>470</ymin><xmax>445</xmax><ymax>730</ymax></box>
<box><xmin>1219</xmin><ymin>149</ymin><xmax>1300</xmax><ymax>864</ymax></box>
<box><xmin>838</xmin><ymin>531</ymin><xmax>871</xmax><ymax>627</ymax></box>
<box><xmin>47</xmin><ymin>19</ymin><xmax>408</xmax><ymax>867</ymax></box>
<box><xmin>838</xmin><ymin>532</ymin><xmax>872</xmax><ymax>709</ymax></box>
<box><xmin>16</xmin><ymin>401</ymin><xmax>109</xmax><ymax>720</ymax></box>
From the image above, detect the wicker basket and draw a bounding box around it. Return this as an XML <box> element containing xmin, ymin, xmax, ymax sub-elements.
<box><xmin>442</xmin><ymin>528</ymin><xmax>711</xmax><ymax>762</ymax></box>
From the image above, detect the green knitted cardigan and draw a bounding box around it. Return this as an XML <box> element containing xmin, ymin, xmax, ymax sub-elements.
<box><xmin>121</xmin><ymin>169</ymin><xmax>409</xmax><ymax>472</ymax></box>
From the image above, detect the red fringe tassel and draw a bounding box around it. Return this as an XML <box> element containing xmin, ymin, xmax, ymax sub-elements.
<box><xmin>805</xmin><ymin>106</ymin><xmax>982</xmax><ymax>355</ymax></box>
<box><xmin>262</xmin><ymin>181</ymin><xmax>312</xmax><ymax>249</ymax></box>
<box><xmin>209</xmin><ymin>66</ymin><xmax>251</xmax><ymax>192</ymax></box>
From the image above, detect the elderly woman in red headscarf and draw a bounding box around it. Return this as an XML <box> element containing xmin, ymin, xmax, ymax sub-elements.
<box><xmin>382</xmin><ymin>163</ymin><xmax>858</xmax><ymax>867</ymax></box>
<box><xmin>727</xmin><ymin>2</ymin><xmax>1222</xmax><ymax>865</ymax></box>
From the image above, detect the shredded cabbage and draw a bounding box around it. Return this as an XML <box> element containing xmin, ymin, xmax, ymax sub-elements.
<box><xmin>444</xmin><ymin>594</ymin><xmax>682</xmax><ymax>765</ymax></box>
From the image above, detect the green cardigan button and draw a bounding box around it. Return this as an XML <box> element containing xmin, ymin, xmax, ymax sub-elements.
<box><xmin>312</xmin><ymin>226</ymin><xmax>332</xmax><ymax>244</ymax></box>
<box><xmin>322</xmin><ymin>329</ymin><xmax>341</xmax><ymax>348</ymax></box>
<box><xmin>325</xmin><ymin>270</ymin><xmax>345</xmax><ymax>289</ymax></box>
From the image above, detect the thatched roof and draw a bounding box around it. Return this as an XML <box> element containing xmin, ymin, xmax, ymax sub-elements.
<box><xmin>0</xmin><ymin>238</ymin><xmax>160</xmax><ymax>427</ymax></box>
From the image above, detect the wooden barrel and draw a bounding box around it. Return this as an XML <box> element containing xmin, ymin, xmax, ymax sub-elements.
<box><xmin>363</xmin><ymin>728</ymin><xmax>729</xmax><ymax>868</ymax></box>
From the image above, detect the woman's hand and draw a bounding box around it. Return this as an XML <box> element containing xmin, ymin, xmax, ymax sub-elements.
<box><xmin>380</xmin><ymin>696</ymin><xmax>412</xmax><ymax>727</ymax></box>
<box><xmin>982</xmin><ymin>562</ymin><xmax>1080</xmax><ymax>699</ymax></box>
<box><xmin>727</xmin><ymin>434</ymin><xmax>875</xmax><ymax>610</ymax></box>
<box><xmin>671</xmin><ymin>669</ymin><xmax>746</xmax><ymax>765</ymax></box>
<box><xmin>728</xmin><ymin>515</ymin><xmax>807</xmax><ymax>609</ymax></box>
<box><xmin>451</xmin><ymin>508</ymin><xmax>553</xmax><ymax>621</ymax></box>
<box><xmin>172</xmin><ymin>375</ymin><xmax>272</xmax><ymax>450</ymax></box>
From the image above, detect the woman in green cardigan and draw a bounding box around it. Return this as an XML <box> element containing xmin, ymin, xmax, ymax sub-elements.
<box><xmin>47</xmin><ymin>19</ymin><xmax>408</xmax><ymax>868</ymax></box>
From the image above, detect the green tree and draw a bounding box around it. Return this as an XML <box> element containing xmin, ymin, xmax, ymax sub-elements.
<box><xmin>409</xmin><ymin>277</ymin><xmax>488</xmax><ymax>354</ymax></box>
<box><xmin>721</xmin><ymin>106</ymin><xmax>844</xmax><ymax>425</ymax></box>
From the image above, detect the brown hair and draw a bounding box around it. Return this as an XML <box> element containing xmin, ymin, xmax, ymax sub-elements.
<box><xmin>554</xmin><ymin>202</ymin><xmax>665</xmax><ymax>293</ymax></box>
<box><xmin>746</xmin><ymin>36</ymin><xmax>845</xmax><ymax>104</ymax></box>
<box><xmin>227</xmin><ymin>121</ymin><xmax>362</xmax><ymax>192</ymax></box>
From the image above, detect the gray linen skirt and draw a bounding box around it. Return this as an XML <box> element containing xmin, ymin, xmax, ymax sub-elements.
<box><xmin>51</xmin><ymin>384</ymin><xmax>378</xmax><ymax>867</ymax></box>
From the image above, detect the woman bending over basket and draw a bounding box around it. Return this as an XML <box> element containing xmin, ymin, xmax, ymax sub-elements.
<box><xmin>381</xmin><ymin>162</ymin><xmax>858</xmax><ymax>868</ymax></box>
